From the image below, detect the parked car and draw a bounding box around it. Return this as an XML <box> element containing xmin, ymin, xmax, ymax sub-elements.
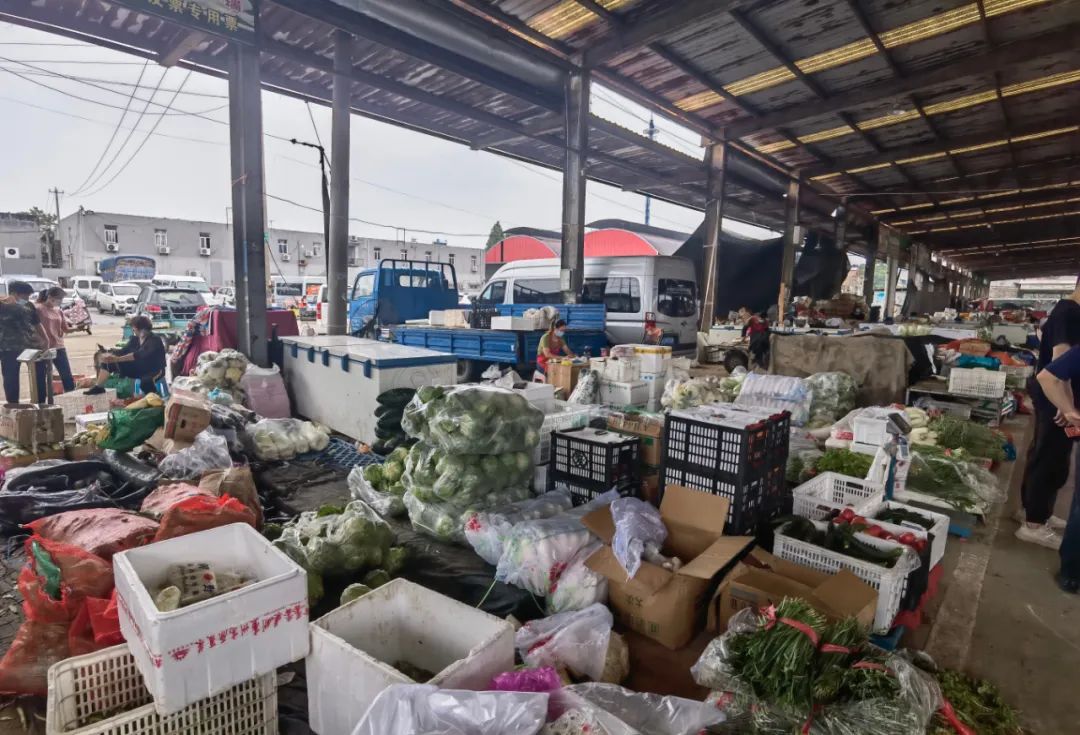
<box><xmin>95</xmin><ymin>281</ymin><xmax>142</xmax><ymax>315</ymax></box>
<box><xmin>217</xmin><ymin>286</ymin><xmax>236</xmax><ymax>306</ymax></box>
<box><xmin>152</xmin><ymin>275</ymin><xmax>224</xmax><ymax>306</ymax></box>
<box><xmin>0</xmin><ymin>275</ymin><xmax>59</xmax><ymax>298</ymax></box>
<box><xmin>133</xmin><ymin>287</ymin><xmax>207</xmax><ymax>322</ymax></box>
<box><xmin>71</xmin><ymin>275</ymin><xmax>102</xmax><ymax>303</ymax></box>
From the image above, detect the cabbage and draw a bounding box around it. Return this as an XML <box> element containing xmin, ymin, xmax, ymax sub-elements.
<box><xmin>362</xmin><ymin>569</ymin><xmax>391</xmax><ymax>589</ymax></box>
<box><xmin>402</xmin><ymin>385</ymin><xmax>544</xmax><ymax>455</ymax></box>
<box><xmin>383</xmin><ymin>460</ymin><xmax>404</xmax><ymax>485</ymax></box>
<box><xmin>340</xmin><ymin>583</ymin><xmax>372</xmax><ymax>606</ymax></box>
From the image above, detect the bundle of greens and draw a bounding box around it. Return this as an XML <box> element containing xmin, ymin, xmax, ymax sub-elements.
<box><xmin>815</xmin><ymin>449</ymin><xmax>874</xmax><ymax>480</ymax></box>
<box><xmin>401</xmin><ymin>385</ymin><xmax>544</xmax><ymax>454</ymax></box>
<box><xmin>906</xmin><ymin>448</ymin><xmax>1002</xmax><ymax>513</ymax></box>
<box><xmin>930</xmin><ymin>670</ymin><xmax>1024</xmax><ymax>735</ymax></box>
<box><xmin>928</xmin><ymin>415</ymin><xmax>1006</xmax><ymax>462</ymax></box>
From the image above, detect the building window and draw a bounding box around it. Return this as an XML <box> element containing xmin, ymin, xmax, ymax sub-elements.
<box><xmin>311</xmin><ymin>242</ymin><xmax>321</xmax><ymax>258</ymax></box>
<box><xmin>400</xmin><ymin>249</ymin><xmax>408</xmax><ymax>260</ymax></box>
<box><xmin>277</xmin><ymin>239</ymin><xmax>288</xmax><ymax>255</ymax></box>
<box><xmin>154</xmin><ymin>229</ymin><xmax>167</xmax><ymax>248</ymax></box>
<box><xmin>104</xmin><ymin>225</ymin><xmax>118</xmax><ymax>244</ymax></box>
<box><xmin>424</xmin><ymin>250</ymin><xmax>432</xmax><ymax>263</ymax></box>
<box><xmin>448</xmin><ymin>253</ymin><xmax>455</xmax><ymax>266</ymax></box>
<box><xmin>373</xmin><ymin>247</ymin><xmax>381</xmax><ymax>262</ymax></box>
<box><xmin>199</xmin><ymin>233</ymin><xmax>211</xmax><ymax>250</ymax></box>
<box><xmin>470</xmin><ymin>255</ymin><xmax>478</xmax><ymax>273</ymax></box>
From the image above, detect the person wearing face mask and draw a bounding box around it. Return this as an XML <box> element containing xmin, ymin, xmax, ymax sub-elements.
<box><xmin>0</xmin><ymin>281</ymin><xmax>46</xmax><ymax>403</ymax></box>
<box><xmin>85</xmin><ymin>316</ymin><xmax>166</xmax><ymax>396</ymax></box>
<box><xmin>34</xmin><ymin>286</ymin><xmax>77</xmax><ymax>399</ymax></box>
<box><xmin>536</xmin><ymin>318</ymin><xmax>575</xmax><ymax>378</ymax></box>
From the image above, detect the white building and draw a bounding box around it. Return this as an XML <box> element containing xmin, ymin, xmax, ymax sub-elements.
<box><xmin>0</xmin><ymin>213</ymin><xmax>44</xmax><ymax>277</ymax></box>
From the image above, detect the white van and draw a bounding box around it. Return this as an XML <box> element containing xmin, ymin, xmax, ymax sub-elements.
<box><xmin>71</xmin><ymin>276</ymin><xmax>102</xmax><ymax>303</ymax></box>
<box><xmin>152</xmin><ymin>275</ymin><xmax>223</xmax><ymax>306</ymax></box>
<box><xmin>478</xmin><ymin>256</ymin><xmax>699</xmax><ymax>348</ymax></box>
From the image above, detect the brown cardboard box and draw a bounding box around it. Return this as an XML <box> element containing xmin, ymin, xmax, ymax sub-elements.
<box><xmin>640</xmin><ymin>470</ymin><xmax>661</xmax><ymax>506</ymax></box>
<box><xmin>583</xmin><ymin>485</ymin><xmax>753</xmax><ymax>649</ymax></box>
<box><xmin>547</xmin><ymin>361</ymin><xmax>583</xmax><ymax>398</ymax></box>
<box><xmin>146</xmin><ymin>427</ymin><xmax>194</xmax><ymax>455</ymax></box>
<box><xmin>163</xmin><ymin>390</ymin><xmax>212</xmax><ymax>442</ymax></box>
<box><xmin>606</xmin><ymin>411</ymin><xmax>664</xmax><ymax>468</ymax></box>
<box><xmin>708</xmin><ymin>549</ymin><xmax>877</xmax><ymax>633</ymax></box>
<box><xmin>0</xmin><ymin>404</ymin><xmax>64</xmax><ymax>447</ymax></box>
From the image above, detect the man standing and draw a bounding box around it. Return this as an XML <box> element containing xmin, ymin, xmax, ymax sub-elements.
<box><xmin>0</xmin><ymin>281</ymin><xmax>43</xmax><ymax>403</ymax></box>
<box><xmin>1034</xmin><ymin>346</ymin><xmax>1080</xmax><ymax>592</ymax></box>
<box><xmin>1017</xmin><ymin>283</ymin><xmax>1080</xmax><ymax>548</ymax></box>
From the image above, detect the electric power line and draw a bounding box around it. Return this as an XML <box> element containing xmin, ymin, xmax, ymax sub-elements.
<box><xmin>0</xmin><ymin>65</ymin><xmax>229</xmax><ymax>98</ymax></box>
<box><xmin>265</xmin><ymin>193</ymin><xmax>494</xmax><ymax>238</ymax></box>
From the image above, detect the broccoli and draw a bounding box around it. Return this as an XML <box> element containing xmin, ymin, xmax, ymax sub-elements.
<box><xmin>305</xmin><ymin>536</ymin><xmax>344</xmax><ymax>574</ymax></box>
<box><xmin>340</xmin><ymin>583</ymin><xmax>372</xmax><ymax>606</ymax></box>
<box><xmin>383</xmin><ymin>460</ymin><xmax>405</xmax><ymax>484</ymax></box>
<box><xmin>316</xmin><ymin>504</ymin><xmax>345</xmax><ymax>517</ymax></box>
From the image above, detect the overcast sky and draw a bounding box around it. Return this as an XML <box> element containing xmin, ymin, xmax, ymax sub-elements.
<box><xmin>0</xmin><ymin>21</ymin><xmax>782</xmax><ymax>250</ymax></box>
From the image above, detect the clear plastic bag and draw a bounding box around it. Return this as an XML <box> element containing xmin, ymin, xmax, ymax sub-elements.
<box><xmin>404</xmin><ymin>485</ymin><xmax>531</xmax><ymax>544</ymax></box>
<box><xmin>464</xmin><ymin>490</ymin><xmax>574</xmax><ymax>565</ymax></box>
<box><xmin>350</xmin><ymin>684</ymin><xmax>547</xmax><ymax>735</ymax></box>
<box><xmin>567</xmin><ymin>369</ymin><xmax>600</xmax><ymax>404</ymax></box>
<box><xmin>516</xmin><ymin>603</ymin><xmax>613</xmax><ymax>682</ymax></box>
<box><xmin>736</xmin><ymin>373</ymin><xmax>812</xmax><ymax>425</ymax></box>
<box><xmin>496</xmin><ymin>491</ymin><xmax>618</xmax><ymax>596</ymax></box>
<box><xmin>906</xmin><ymin>449</ymin><xmax>1003</xmax><ymax>513</ymax></box>
<box><xmin>559</xmin><ymin>683</ymin><xmax>728</xmax><ymax>735</ymax></box>
<box><xmin>805</xmin><ymin>372</ymin><xmax>859</xmax><ymax>428</ymax></box>
<box><xmin>193</xmin><ymin>349</ymin><xmax>249</xmax><ymax>391</ymax></box>
<box><xmin>271</xmin><ymin>500</ymin><xmax>397</xmax><ymax>576</ymax></box>
<box><xmin>403</xmin><ymin>442</ymin><xmax>534</xmax><ymax>505</ymax></box>
<box><xmin>610</xmin><ymin>497</ymin><xmax>667</xmax><ymax>579</ymax></box>
<box><xmin>546</xmin><ymin>541</ymin><xmax>608</xmax><ymax>615</ymax></box>
<box><xmin>348</xmin><ymin>463</ymin><xmax>406</xmax><ymax>518</ymax></box>
<box><xmin>402</xmin><ymin>385</ymin><xmax>544</xmax><ymax>455</ymax></box>
<box><xmin>660</xmin><ymin>373</ymin><xmax>743</xmax><ymax>410</ymax></box>
<box><xmin>159</xmin><ymin>431</ymin><xmax>232</xmax><ymax>480</ymax></box>
<box><xmin>244</xmin><ymin>418</ymin><xmax>329</xmax><ymax>461</ymax></box>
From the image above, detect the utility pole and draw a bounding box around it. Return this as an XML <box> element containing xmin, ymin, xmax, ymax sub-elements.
<box><xmin>48</xmin><ymin>188</ymin><xmax>63</xmax><ymax>267</ymax></box>
<box><xmin>643</xmin><ymin>115</ymin><xmax>656</xmax><ymax>226</ymax></box>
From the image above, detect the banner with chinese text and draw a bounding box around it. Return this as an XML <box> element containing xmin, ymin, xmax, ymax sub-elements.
<box><xmin>113</xmin><ymin>0</ymin><xmax>257</xmax><ymax>41</ymax></box>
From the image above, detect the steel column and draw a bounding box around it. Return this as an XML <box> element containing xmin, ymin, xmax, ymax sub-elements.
<box><xmin>699</xmin><ymin>141</ymin><xmax>728</xmax><ymax>331</ymax></box>
<box><xmin>327</xmin><ymin>30</ymin><xmax>353</xmax><ymax>335</ymax></box>
<box><xmin>834</xmin><ymin>198</ymin><xmax>849</xmax><ymax>251</ymax></box>
<box><xmin>884</xmin><ymin>254</ymin><xmax>899</xmax><ymax>319</ymax></box>
<box><xmin>777</xmin><ymin>178</ymin><xmax>800</xmax><ymax>323</ymax></box>
<box><xmin>560</xmin><ymin>69</ymin><xmax>588</xmax><ymax>303</ymax></box>
<box><xmin>862</xmin><ymin>232</ymin><xmax>878</xmax><ymax>313</ymax></box>
<box><xmin>228</xmin><ymin>42</ymin><xmax>268</xmax><ymax>366</ymax></box>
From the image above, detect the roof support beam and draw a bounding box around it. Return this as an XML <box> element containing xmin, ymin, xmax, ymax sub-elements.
<box><xmin>803</xmin><ymin>120</ymin><xmax>1080</xmax><ymax>178</ymax></box>
<box><xmin>158</xmin><ymin>29</ymin><xmax>206</xmax><ymax>67</ymax></box>
<box><xmin>884</xmin><ymin>186</ymin><xmax>1080</xmax><ymax>223</ymax></box>
<box><xmin>469</xmin><ymin>114</ymin><xmax>564</xmax><ymax>150</ymax></box>
<box><xmin>583</xmin><ymin>0</ymin><xmax>736</xmax><ymax>67</ymax></box>
<box><xmin>722</xmin><ymin>24</ymin><xmax>1079</xmax><ymax>139</ymax></box>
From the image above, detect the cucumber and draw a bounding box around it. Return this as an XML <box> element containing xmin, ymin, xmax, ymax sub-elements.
<box><xmin>376</xmin><ymin>414</ymin><xmax>403</xmax><ymax>433</ymax></box>
<box><xmin>376</xmin><ymin>388</ymin><xmax>416</xmax><ymax>408</ymax></box>
<box><xmin>374</xmin><ymin>404</ymin><xmax>402</xmax><ymax>419</ymax></box>
<box><xmin>375</xmin><ymin>425</ymin><xmax>407</xmax><ymax>441</ymax></box>
<box><xmin>371</xmin><ymin>440</ymin><xmax>393</xmax><ymax>455</ymax></box>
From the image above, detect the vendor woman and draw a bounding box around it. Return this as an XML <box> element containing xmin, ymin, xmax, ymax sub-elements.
<box><xmin>85</xmin><ymin>316</ymin><xmax>167</xmax><ymax>395</ymax></box>
<box><xmin>536</xmin><ymin>319</ymin><xmax>575</xmax><ymax>376</ymax></box>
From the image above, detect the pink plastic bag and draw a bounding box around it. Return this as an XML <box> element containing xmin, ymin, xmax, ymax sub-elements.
<box><xmin>241</xmin><ymin>365</ymin><xmax>291</xmax><ymax>418</ymax></box>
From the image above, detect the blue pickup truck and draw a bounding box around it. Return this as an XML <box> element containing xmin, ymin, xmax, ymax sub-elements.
<box><xmin>347</xmin><ymin>259</ymin><xmax>608</xmax><ymax>380</ymax></box>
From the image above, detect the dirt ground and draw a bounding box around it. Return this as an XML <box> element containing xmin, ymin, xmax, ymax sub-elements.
<box><xmin>12</xmin><ymin>316</ymin><xmax>127</xmax><ymax>404</ymax></box>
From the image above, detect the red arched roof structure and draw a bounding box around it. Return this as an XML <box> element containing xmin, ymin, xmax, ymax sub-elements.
<box><xmin>485</xmin><ymin>228</ymin><xmax>562</xmax><ymax>264</ymax></box>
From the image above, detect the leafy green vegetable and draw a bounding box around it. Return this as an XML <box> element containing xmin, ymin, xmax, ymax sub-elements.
<box><xmin>340</xmin><ymin>583</ymin><xmax>372</xmax><ymax>606</ymax></box>
<box><xmin>815</xmin><ymin>449</ymin><xmax>874</xmax><ymax>480</ymax></box>
<box><xmin>307</xmin><ymin>572</ymin><xmax>324</xmax><ymax>607</ymax></box>
<box><xmin>316</xmin><ymin>505</ymin><xmax>344</xmax><ymax>517</ymax></box>
<box><xmin>362</xmin><ymin>569</ymin><xmax>391</xmax><ymax>589</ymax></box>
<box><xmin>928</xmin><ymin>416</ymin><xmax>1006</xmax><ymax>462</ymax></box>
<box><xmin>930</xmin><ymin>670</ymin><xmax>1023</xmax><ymax>735</ymax></box>
<box><xmin>263</xmin><ymin>522</ymin><xmax>283</xmax><ymax>542</ymax></box>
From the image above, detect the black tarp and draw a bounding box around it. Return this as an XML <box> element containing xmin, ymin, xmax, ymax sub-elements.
<box><xmin>674</xmin><ymin>220</ymin><xmax>784</xmax><ymax>317</ymax></box>
<box><xmin>793</xmin><ymin>232</ymin><xmax>849</xmax><ymax>301</ymax></box>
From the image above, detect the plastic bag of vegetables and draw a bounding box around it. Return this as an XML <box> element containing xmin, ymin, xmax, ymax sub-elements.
<box><xmin>402</xmin><ymin>385</ymin><xmax>544</xmax><ymax>455</ymax></box>
<box><xmin>804</xmin><ymin>372</ymin><xmax>858</xmax><ymax>428</ymax></box>
<box><xmin>464</xmin><ymin>490</ymin><xmax>574</xmax><ymax>565</ymax></box>
<box><xmin>348</xmin><ymin>447</ymin><xmax>410</xmax><ymax>517</ymax></box>
<box><xmin>735</xmin><ymin>373</ymin><xmax>812</xmax><ymax>425</ymax></box>
<box><xmin>271</xmin><ymin>500</ymin><xmax>399</xmax><ymax>577</ymax></box>
<box><xmin>403</xmin><ymin>484</ymin><xmax>531</xmax><ymax>544</ymax></box>
<box><xmin>660</xmin><ymin>374</ymin><xmax>741</xmax><ymax>410</ymax></box>
<box><xmin>159</xmin><ymin>431</ymin><xmax>232</xmax><ymax>480</ymax></box>
<box><xmin>403</xmin><ymin>442</ymin><xmax>534</xmax><ymax>505</ymax></box>
<box><xmin>546</xmin><ymin>541</ymin><xmax>608</xmax><ymax>614</ymax></box>
<box><xmin>245</xmin><ymin>418</ymin><xmax>330</xmax><ymax>461</ymax></box>
<box><xmin>194</xmin><ymin>348</ymin><xmax>250</xmax><ymax>389</ymax></box>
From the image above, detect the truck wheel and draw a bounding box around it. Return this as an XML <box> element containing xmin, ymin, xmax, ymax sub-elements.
<box><xmin>722</xmin><ymin>349</ymin><xmax>750</xmax><ymax>374</ymax></box>
<box><xmin>456</xmin><ymin>359</ymin><xmax>479</xmax><ymax>383</ymax></box>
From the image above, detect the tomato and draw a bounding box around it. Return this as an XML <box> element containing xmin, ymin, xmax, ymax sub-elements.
<box><xmin>863</xmin><ymin>525</ymin><xmax>885</xmax><ymax>538</ymax></box>
<box><xmin>898</xmin><ymin>532</ymin><xmax>917</xmax><ymax>547</ymax></box>
<box><xmin>913</xmin><ymin>538</ymin><xmax>928</xmax><ymax>553</ymax></box>
<box><xmin>851</xmin><ymin>516</ymin><xmax>867</xmax><ymax>526</ymax></box>
<box><xmin>880</xmin><ymin>532</ymin><xmax>894</xmax><ymax>541</ymax></box>
<box><xmin>839</xmin><ymin>508</ymin><xmax>856</xmax><ymax>522</ymax></box>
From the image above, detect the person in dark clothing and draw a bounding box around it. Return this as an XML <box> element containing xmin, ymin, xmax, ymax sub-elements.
<box><xmin>1017</xmin><ymin>286</ymin><xmax>1080</xmax><ymax>549</ymax></box>
<box><xmin>739</xmin><ymin>306</ymin><xmax>770</xmax><ymax>368</ymax></box>
<box><xmin>1035</xmin><ymin>346</ymin><xmax>1080</xmax><ymax>593</ymax></box>
<box><xmin>85</xmin><ymin>316</ymin><xmax>167</xmax><ymax>395</ymax></box>
<box><xmin>0</xmin><ymin>281</ymin><xmax>46</xmax><ymax>403</ymax></box>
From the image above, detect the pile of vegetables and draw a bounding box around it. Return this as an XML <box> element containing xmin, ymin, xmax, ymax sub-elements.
<box><xmin>805</xmin><ymin>372</ymin><xmax>859</xmax><ymax>428</ymax></box>
<box><xmin>661</xmin><ymin>374</ymin><xmax>743</xmax><ymax>410</ymax></box>
<box><xmin>372</xmin><ymin>388</ymin><xmax>417</xmax><ymax>455</ymax></box>
<box><xmin>402</xmin><ymin>385</ymin><xmax>544</xmax><ymax>455</ymax></box>
<box><xmin>194</xmin><ymin>349</ymin><xmax>250</xmax><ymax>397</ymax></box>
<box><xmin>929</xmin><ymin>669</ymin><xmax>1024</xmax><ymax>735</ymax></box>
<box><xmin>926</xmin><ymin>415</ymin><xmax>1006</xmax><ymax>462</ymax></box>
<box><xmin>693</xmin><ymin>598</ymin><xmax>941</xmax><ymax>734</ymax></box>
<box><xmin>266</xmin><ymin>500</ymin><xmax>405</xmax><ymax>607</ymax></box>
<box><xmin>814</xmin><ymin>449</ymin><xmax>874</xmax><ymax>480</ymax></box>
<box><xmin>906</xmin><ymin>447</ymin><xmax>1003</xmax><ymax>513</ymax></box>
<box><xmin>245</xmin><ymin>417</ymin><xmax>330</xmax><ymax>461</ymax></box>
<box><xmin>403</xmin><ymin>442</ymin><xmax>533</xmax><ymax>503</ymax></box>
<box><xmin>349</xmin><ymin>446</ymin><xmax>410</xmax><ymax>517</ymax></box>
<box><xmin>777</xmin><ymin>517</ymin><xmax>908</xmax><ymax>568</ymax></box>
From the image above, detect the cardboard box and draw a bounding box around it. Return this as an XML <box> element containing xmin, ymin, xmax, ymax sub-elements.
<box><xmin>146</xmin><ymin>427</ymin><xmax>194</xmax><ymax>455</ymax></box>
<box><xmin>0</xmin><ymin>404</ymin><xmax>64</xmax><ymax>447</ymax></box>
<box><xmin>583</xmin><ymin>485</ymin><xmax>753</xmax><ymax>649</ymax></box>
<box><xmin>163</xmin><ymin>390</ymin><xmax>212</xmax><ymax>442</ymax></box>
<box><xmin>547</xmin><ymin>361</ymin><xmax>584</xmax><ymax>398</ymax></box>
<box><xmin>640</xmin><ymin>470</ymin><xmax>661</xmax><ymax>506</ymax></box>
<box><xmin>607</xmin><ymin>411</ymin><xmax>664</xmax><ymax>468</ymax></box>
<box><xmin>708</xmin><ymin>549</ymin><xmax>877</xmax><ymax>633</ymax></box>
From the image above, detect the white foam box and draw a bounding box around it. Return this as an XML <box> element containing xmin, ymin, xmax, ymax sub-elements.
<box><xmin>632</xmin><ymin>344</ymin><xmax>673</xmax><ymax>375</ymax></box>
<box><xmin>641</xmin><ymin>372</ymin><xmax>666</xmax><ymax>401</ymax></box>
<box><xmin>74</xmin><ymin>411</ymin><xmax>110</xmax><ymax>432</ymax></box>
<box><xmin>509</xmin><ymin>381</ymin><xmax>556</xmax><ymax>414</ymax></box>
<box><xmin>599</xmin><ymin>379</ymin><xmax>649</xmax><ymax>408</ymax></box>
<box><xmin>605</xmin><ymin>356</ymin><xmax>641</xmax><ymax>382</ymax></box>
<box><xmin>114</xmin><ymin>522</ymin><xmax>310</xmax><ymax>715</ymax></box>
<box><xmin>307</xmin><ymin>579</ymin><xmax>515</xmax><ymax>735</ymax></box>
<box><xmin>428</xmin><ymin>310</ymin><xmax>446</xmax><ymax>326</ymax></box>
<box><xmin>491</xmin><ymin>316</ymin><xmax>538</xmax><ymax>331</ymax></box>
<box><xmin>534</xmin><ymin>463</ymin><xmax>549</xmax><ymax>492</ymax></box>
<box><xmin>54</xmin><ymin>389</ymin><xmax>117</xmax><ymax>422</ymax></box>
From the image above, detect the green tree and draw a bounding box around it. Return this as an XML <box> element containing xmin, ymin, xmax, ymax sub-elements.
<box><xmin>15</xmin><ymin>207</ymin><xmax>59</xmax><ymax>265</ymax></box>
<box><xmin>485</xmin><ymin>221</ymin><xmax>505</xmax><ymax>249</ymax></box>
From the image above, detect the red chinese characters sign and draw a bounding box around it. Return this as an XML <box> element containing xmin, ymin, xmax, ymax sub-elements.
<box><xmin>114</xmin><ymin>0</ymin><xmax>257</xmax><ymax>41</ymax></box>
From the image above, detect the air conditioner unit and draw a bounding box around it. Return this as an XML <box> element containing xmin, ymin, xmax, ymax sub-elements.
<box><xmin>3</xmin><ymin>246</ymin><xmax>19</xmax><ymax>259</ymax></box>
<box><xmin>281</xmin><ymin>253</ymin><xmax>291</xmax><ymax>262</ymax></box>
<box><xmin>199</xmin><ymin>247</ymin><xmax>212</xmax><ymax>257</ymax></box>
<box><xmin>157</xmin><ymin>245</ymin><xmax>171</xmax><ymax>255</ymax></box>
<box><xmin>303</xmin><ymin>250</ymin><xmax>315</xmax><ymax>258</ymax></box>
<box><xmin>105</xmin><ymin>243</ymin><xmax>119</xmax><ymax>253</ymax></box>
<box><xmin>186</xmin><ymin>269</ymin><xmax>201</xmax><ymax>278</ymax></box>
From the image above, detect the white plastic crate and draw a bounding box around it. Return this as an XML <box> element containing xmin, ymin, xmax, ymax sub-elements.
<box><xmin>774</xmin><ymin>519</ymin><xmax>921</xmax><ymax>634</ymax></box>
<box><xmin>1001</xmin><ymin>364</ymin><xmax>1033</xmax><ymax>386</ymax></box>
<box><xmin>599</xmin><ymin>379</ymin><xmax>649</xmax><ymax>408</ymax></box>
<box><xmin>534</xmin><ymin>401</ymin><xmax>593</xmax><ymax>464</ymax></box>
<box><xmin>865</xmin><ymin>500</ymin><xmax>949</xmax><ymax>569</ymax></box>
<box><xmin>114</xmin><ymin>523</ymin><xmax>310</xmax><ymax>715</ymax></box>
<box><xmin>46</xmin><ymin>644</ymin><xmax>277</xmax><ymax>735</ymax></box>
<box><xmin>307</xmin><ymin>578</ymin><xmax>515</xmax><ymax>735</ymax></box>
<box><xmin>948</xmin><ymin>367</ymin><xmax>1007</xmax><ymax>399</ymax></box>
<box><xmin>55</xmin><ymin>389</ymin><xmax>116</xmax><ymax>422</ymax></box>
<box><xmin>919</xmin><ymin>399</ymin><xmax>972</xmax><ymax>420</ymax></box>
<box><xmin>792</xmin><ymin>472</ymin><xmax>885</xmax><ymax>520</ymax></box>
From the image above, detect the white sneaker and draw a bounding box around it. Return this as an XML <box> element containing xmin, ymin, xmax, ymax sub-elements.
<box><xmin>1013</xmin><ymin>509</ymin><xmax>1069</xmax><ymax>531</ymax></box>
<box><xmin>1015</xmin><ymin>524</ymin><xmax>1063</xmax><ymax>550</ymax></box>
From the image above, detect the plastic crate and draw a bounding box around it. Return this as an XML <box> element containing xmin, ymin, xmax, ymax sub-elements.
<box><xmin>661</xmin><ymin>406</ymin><xmax>790</xmax><ymax>534</ymax></box>
<box><xmin>792</xmin><ymin>472</ymin><xmax>885</xmax><ymax>520</ymax></box>
<box><xmin>548</xmin><ymin>427</ymin><xmax>641</xmax><ymax>506</ymax></box>
<box><xmin>1001</xmin><ymin>363</ymin><xmax>1033</xmax><ymax>387</ymax></box>
<box><xmin>866</xmin><ymin>500</ymin><xmax>949</xmax><ymax>569</ymax></box>
<box><xmin>46</xmin><ymin>644</ymin><xmax>277</xmax><ymax>735</ymax></box>
<box><xmin>534</xmin><ymin>403</ymin><xmax>593</xmax><ymax>465</ymax></box>
<box><xmin>774</xmin><ymin>519</ymin><xmax>921</xmax><ymax>634</ymax></box>
<box><xmin>948</xmin><ymin>368</ymin><xmax>1007</xmax><ymax>399</ymax></box>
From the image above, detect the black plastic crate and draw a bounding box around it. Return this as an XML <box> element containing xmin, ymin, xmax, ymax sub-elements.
<box><xmin>548</xmin><ymin>427</ymin><xmax>641</xmax><ymax>506</ymax></box>
<box><xmin>664</xmin><ymin>462</ymin><xmax>788</xmax><ymax>535</ymax></box>
<box><xmin>549</xmin><ymin>477</ymin><xmax>641</xmax><ymax>507</ymax></box>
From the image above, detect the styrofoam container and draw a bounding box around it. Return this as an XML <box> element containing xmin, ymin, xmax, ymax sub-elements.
<box><xmin>606</xmin><ymin>356</ymin><xmax>641</xmax><ymax>382</ymax></box>
<box><xmin>307</xmin><ymin>579</ymin><xmax>515</xmax><ymax>735</ymax></box>
<box><xmin>55</xmin><ymin>389</ymin><xmax>117</xmax><ymax>422</ymax></box>
<box><xmin>535</xmin><ymin>401</ymin><xmax>593</xmax><ymax>464</ymax></box>
<box><xmin>599</xmin><ymin>379</ymin><xmax>648</xmax><ymax>408</ymax></box>
<box><xmin>632</xmin><ymin>345</ymin><xmax>672</xmax><ymax>375</ymax></box>
<box><xmin>534</xmin><ymin>463</ymin><xmax>549</xmax><ymax>492</ymax></box>
<box><xmin>74</xmin><ymin>412</ymin><xmax>110</xmax><ymax>432</ymax></box>
<box><xmin>114</xmin><ymin>523</ymin><xmax>310</xmax><ymax>715</ymax></box>
<box><xmin>509</xmin><ymin>382</ymin><xmax>556</xmax><ymax>414</ymax></box>
<box><xmin>491</xmin><ymin>315</ymin><xmax>538</xmax><ymax>330</ymax></box>
<box><xmin>428</xmin><ymin>310</ymin><xmax>446</xmax><ymax>326</ymax></box>
<box><xmin>46</xmin><ymin>644</ymin><xmax>277</xmax><ymax>735</ymax></box>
